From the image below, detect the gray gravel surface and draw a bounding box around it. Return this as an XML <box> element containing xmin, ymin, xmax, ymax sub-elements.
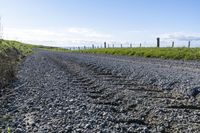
<box><xmin>1</xmin><ymin>51</ymin><xmax>200</xmax><ymax>132</ymax></box>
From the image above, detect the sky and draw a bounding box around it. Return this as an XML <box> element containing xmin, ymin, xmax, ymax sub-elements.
<box><xmin>0</xmin><ymin>0</ymin><xmax>200</xmax><ymax>47</ymax></box>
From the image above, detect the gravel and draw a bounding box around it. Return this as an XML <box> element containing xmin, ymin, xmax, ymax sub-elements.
<box><xmin>1</xmin><ymin>51</ymin><xmax>200</xmax><ymax>132</ymax></box>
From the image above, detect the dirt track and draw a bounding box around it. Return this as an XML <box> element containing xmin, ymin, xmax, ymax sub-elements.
<box><xmin>1</xmin><ymin>51</ymin><xmax>200</xmax><ymax>132</ymax></box>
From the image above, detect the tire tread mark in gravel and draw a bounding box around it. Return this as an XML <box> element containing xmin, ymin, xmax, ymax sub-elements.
<box><xmin>43</xmin><ymin>52</ymin><xmax>200</xmax><ymax>132</ymax></box>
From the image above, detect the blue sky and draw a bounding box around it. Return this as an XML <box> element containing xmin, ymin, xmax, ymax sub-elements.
<box><xmin>0</xmin><ymin>0</ymin><xmax>200</xmax><ymax>47</ymax></box>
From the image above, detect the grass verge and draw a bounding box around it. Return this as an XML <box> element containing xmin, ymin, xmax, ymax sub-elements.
<box><xmin>77</xmin><ymin>48</ymin><xmax>200</xmax><ymax>60</ymax></box>
<box><xmin>0</xmin><ymin>39</ymin><xmax>69</xmax><ymax>89</ymax></box>
<box><xmin>34</xmin><ymin>45</ymin><xmax>70</xmax><ymax>52</ymax></box>
<box><xmin>0</xmin><ymin>40</ymin><xmax>33</xmax><ymax>89</ymax></box>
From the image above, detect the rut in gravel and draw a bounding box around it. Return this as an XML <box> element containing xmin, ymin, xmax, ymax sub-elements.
<box><xmin>1</xmin><ymin>51</ymin><xmax>200</xmax><ymax>133</ymax></box>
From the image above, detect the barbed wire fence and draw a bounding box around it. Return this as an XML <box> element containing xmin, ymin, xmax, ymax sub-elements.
<box><xmin>66</xmin><ymin>38</ymin><xmax>194</xmax><ymax>50</ymax></box>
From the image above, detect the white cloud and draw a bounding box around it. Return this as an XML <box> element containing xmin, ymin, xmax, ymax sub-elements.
<box><xmin>4</xmin><ymin>28</ymin><xmax>60</xmax><ymax>41</ymax></box>
<box><xmin>160</xmin><ymin>32</ymin><xmax>200</xmax><ymax>41</ymax></box>
<box><xmin>67</xmin><ymin>27</ymin><xmax>111</xmax><ymax>38</ymax></box>
<box><xmin>3</xmin><ymin>27</ymin><xmax>112</xmax><ymax>47</ymax></box>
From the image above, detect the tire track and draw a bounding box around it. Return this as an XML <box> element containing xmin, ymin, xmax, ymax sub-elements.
<box><xmin>2</xmin><ymin>51</ymin><xmax>200</xmax><ymax>132</ymax></box>
<box><xmin>45</xmin><ymin>52</ymin><xmax>200</xmax><ymax>132</ymax></box>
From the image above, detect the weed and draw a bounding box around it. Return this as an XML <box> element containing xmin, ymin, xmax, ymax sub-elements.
<box><xmin>7</xmin><ymin>127</ymin><xmax>11</xmax><ymax>133</ymax></box>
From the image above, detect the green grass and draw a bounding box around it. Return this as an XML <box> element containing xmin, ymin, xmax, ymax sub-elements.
<box><xmin>0</xmin><ymin>39</ymin><xmax>69</xmax><ymax>55</ymax></box>
<box><xmin>0</xmin><ymin>39</ymin><xmax>33</xmax><ymax>55</ymax></box>
<box><xmin>34</xmin><ymin>45</ymin><xmax>69</xmax><ymax>52</ymax></box>
<box><xmin>77</xmin><ymin>47</ymin><xmax>200</xmax><ymax>60</ymax></box>
<box><xmin>0</xmin><ymin>39</ymin><xmax>33</xmax><ymax>89</ymax></box>
<box><xmin>7</xmin><ymin>127</ymin><xmax>11</xmax><ymax>133</ymax></box>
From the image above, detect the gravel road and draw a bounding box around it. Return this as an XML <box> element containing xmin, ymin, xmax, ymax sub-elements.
<box><xmin>1</xmin><ymin>51</ymin><xmax>200</xmax><ymax>133</ymax></box>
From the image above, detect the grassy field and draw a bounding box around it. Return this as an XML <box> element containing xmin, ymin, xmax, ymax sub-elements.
<box><xmin>77</xmin><ymin>48</ymin><xmax>200</xmax><ymax>60</ymax></box>
<box><xmin>0</xmin><ymin>40</ymin><xmax>33</xmax><ymax>55</ymax></box>
<box><xmin>34</xmin><ymin>45</ymin><xmax>70</xmax><ymax>52</ymax></box>
<box><xmin>0</xmin><ymin>39</ymin><xmax>68</xmax><ymax>89</ymax></box>
<box><xmin>0</xmin><ymin>39</ymin><xmax>69</xmax><ymax>55</ymax></box>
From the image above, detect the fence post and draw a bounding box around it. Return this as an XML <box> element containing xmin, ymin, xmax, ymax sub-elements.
<box><xmin>157</xmin><ymin>37</ymin><xmax>160</xmax><ymax>47</ymax></box>
<box><xmin>188</xmin><ymin>41</ymin><xmax>191</xmax><ymax>48</ymax></box>
<box><xmin>92</xmin><ymin>44</ymin><xmax>94</xmax><ymax>49</ymax></box>
<box><xmin>130</xmin><ymin>44</ymin><xmax>132</xmax><ymax>48</ymax></box>
<box><xmin>172</xmin><ymin>41</ymin><xmax>174</xmax><ymax>48</ymax></box>
<box><xmin>121</xmin><ymin>44</ymin><xmax>123</xmax><ymax>48</ymax></box>
<box><xmin>104</xmin><ymin>42</ymin><xmax>107</xmax><ymax>48</ymax></box>
<box><xmin>140</xmin><ymin>43</ymin><xmax>142</xmax><ymax>47</ymax></box>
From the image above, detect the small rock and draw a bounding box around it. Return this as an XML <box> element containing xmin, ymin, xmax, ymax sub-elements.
<box><xmin>188</xmin><ymin>87</ymin><xmax>200</xmax><ymax>97</ymax></box>
<box><xmin>115</xmin><ymin>124</ymin><xmax>120</xmax><ymax>129</ymax></box>
<box><xmin>14</xmin><ymin>128</ymin><xmax>25</xmax><ymax>133</ymax></box>
<box><xmin>65</xmin><ymin>126</ymin><xmax>72</xmax><ymax>131</ymax></box>
<box><xmin>84</xmin><ymin>124</ymin><xmax>91</xmax><ymax>129</ymax></box>
<box><xmin>76</xmin><ymin>128</ymin><xmax>82</xmax><ymax>132</ymax></box>
<box><xmin>127</xmin><ymin>126</ymin><xmax>135</xmax><ymax>132</ymax></box>
<box><xmin>143</xmin><ymin>127</ymin><xmax>150</xmax><ymax>133</ymax></box>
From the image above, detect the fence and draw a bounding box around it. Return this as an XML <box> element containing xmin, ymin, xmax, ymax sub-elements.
<box><xmin>66</xmin><ymin>38</ymin><xmax>194</xmax><ymax>50</ymax></box>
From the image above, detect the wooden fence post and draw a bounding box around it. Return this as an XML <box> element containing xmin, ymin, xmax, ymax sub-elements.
<box><xmin>157</xmin><ymin>37</ymin><xmax>160</xmax><ymax>48</ymax></box>
<box><xmin>172</xmin><ymin>41</ymin><xmax>174</xmax><ymax>48</ymax></box>
<box><xmin>104</xmin><ymin>42</ymin><xmax>107</xmax><ymax>48</ymax></box>
<box><xmin>121</xmin><ymin>44</ymin><xmax>123</xmax><ymax>48</ymax></box>
<box><xmin>188</xmin><ymin>41</ymin><xmax>191</xmax><ymax>48</ymax></box>
<box><xmin>140</xmin><ymin>43</ymin><xmax>142</xmax><ymax>47</ymax></box>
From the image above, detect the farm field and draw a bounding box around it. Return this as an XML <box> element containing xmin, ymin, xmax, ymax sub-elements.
<box><xmin>78</xmin><ymin>47</ymin><xmax>200</xmax><ymax>60</ymax></box>
<box><xmin>1</xmin><ymin>50</ymin><xmax>200</xmax><ymax>132</ymax></box>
